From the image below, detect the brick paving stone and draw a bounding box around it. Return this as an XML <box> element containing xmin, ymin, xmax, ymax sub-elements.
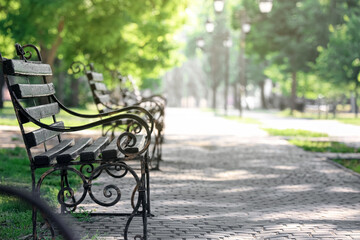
<box><xmin>3</xmin><ymin>108</ymin><xmax>360</xmax><ymax>239</ymax></box>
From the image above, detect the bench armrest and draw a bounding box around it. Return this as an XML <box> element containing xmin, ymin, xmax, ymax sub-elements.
<box><xmin>52</xmin><ymin>95</ymin><xmax>154</xmax><ymax>134</ymax></box>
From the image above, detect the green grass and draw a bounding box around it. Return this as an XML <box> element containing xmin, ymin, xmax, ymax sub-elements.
<box><xmin>333</xmin><ymin>159</ymin><xmax>360</xmax><ymax>174</ymax></box>
<box><xmin>263</xmin><ymin>128</ymin><xmax>328</xmax><ymax>137</ymax></box>
<box><xmin>0</xmin><ymin>101</ymin><xmax>101</xmax><ymax>128</ymax></box>
<box><xmin>0</xmin><ymin>147</ymin><xmax>83</xmax><ymax>239</ymax></box>
<box><xmin>289</xmin><ymin>139</ymin><xmax>360</xmax><ymax>153</ymax></box>
<box><xmin>278</xmin><ymin>108</ymin><xmax>360</xmax><ymax>126</ymax></box>
<box><xmin>224</xmin><ymin>116</ymin><xmax>262</xmax><ymax>125</ymax></box>
<box><xmin>337</xmin><ymin>118</ymin><xmax>360</xmax><ymax>126</ymax></box>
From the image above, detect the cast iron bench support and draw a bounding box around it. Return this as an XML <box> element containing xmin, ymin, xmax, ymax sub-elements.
<box><xmin>1</xmin><ymin>43</ymin><xmax>154</xmax><ymax>240</ymax></box>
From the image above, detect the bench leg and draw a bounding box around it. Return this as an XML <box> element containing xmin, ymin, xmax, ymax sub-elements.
<box><xmin>31</xmin><ymin>170</ymin><xmax>37</xmax><ymax>240</ymax></box>
<box><xmin>124</xmin><ymin>184</ymin><xmax>148</xmax><ymax>240</ymax></box>
<box><xmin>151</xmin><ymin>130</ymin><xmax>163</xmax><ymax>171</ymax></box>
<box><xmin>145</xmin><ymin>155</ymin><xmax>152</xmax><ymax>216</ymax></box>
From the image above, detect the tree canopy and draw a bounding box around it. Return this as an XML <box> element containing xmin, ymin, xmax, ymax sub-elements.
<box><xmin>0</xmin><ymin>0</ymin><xmax>188</xmax><ymax>80</ymax></box>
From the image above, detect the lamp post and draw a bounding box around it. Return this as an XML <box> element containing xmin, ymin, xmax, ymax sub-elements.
<box><xmin>236</xmin><ymin>10</ymin><xmax>251</xmax><ymax>117</ymax></box>
<box><xmin>199</xmin><ymin>0</ymin><xmax>232</xmax><ymax>110</ymax></box>
<box><xmin>235</xmin><ymin>1</ymin><xmax>273</xmax><ymax>116</ymax></box>
<box><xmin>223</xmin><ymin>35</ymin><xmax>232</xmax><ymax>115</ymax></box>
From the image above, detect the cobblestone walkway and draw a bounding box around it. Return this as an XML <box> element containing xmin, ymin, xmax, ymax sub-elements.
<box><xmin>75</xmin><ymin>109</ymin><xmax>360</xmax><ymax>239</ymax></box>
<box><xmin>2</xmin><ymin>109</ymin><xmax>360</xmax><ymax>239</ymax></box>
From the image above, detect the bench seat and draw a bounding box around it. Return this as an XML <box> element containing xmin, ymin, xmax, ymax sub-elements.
<box><xmin>33</xmin><ymin>135</ymin><xmax>147</xmax><ymax>166</ymax></box>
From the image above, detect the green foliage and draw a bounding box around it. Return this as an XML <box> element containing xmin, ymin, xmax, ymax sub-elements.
<box><xmin>140</xmin><ymin>77</ymin><xmax>162</xmax><ymax>92</ymax></box>
<box><xmin>0</xmin><ymin>0</ymin><xmax>188</xmax><ymax>87</ymax></box>
<box><xmin>235</xmin><ymin>0</ymin><xmax>356</xmax><ymax>107</ymax></box>
<box><xmin>289</xmin><ymin>139</ymin><xmax>360</xmax><ymax>153</ymax></box>
<box><xmin>315</xmin><ymin>10</ymin><xmax>360</xmax><ymax>89</ymax></box>
<box><xmin>71</xmin><ymin>206</ymin><xmax>92</xmax><ymax>222</ymax></box>
<box><xmin>333</xmin><ymin>159</ymin><xmax>360</xmax><ymax>174</ymax></box>
<box><xmin>263</xmin><ymin>128</ymin><xmax>328</xmax><ymax>137</ymax></box>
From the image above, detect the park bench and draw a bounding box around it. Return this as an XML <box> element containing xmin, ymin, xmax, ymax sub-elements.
<box><xmin>70</xmin><ymin>62</ymin><xmax>165</xmax><ymax>170</ymax></box>
<box><xmin>0</xmin><ymin>43</ymin><xmax>153</xmax><ymax>240</ymax></box>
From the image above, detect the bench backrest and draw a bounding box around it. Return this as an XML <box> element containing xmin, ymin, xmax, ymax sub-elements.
<box><xmin>1</xmin><ymin>44</ymin><xmax>63</xmax><ymax>164</ymax></box>
<box><xmin>83</xmin><ymin>64</ymin><xmax>113</xmax><ymax>114</ymax></box>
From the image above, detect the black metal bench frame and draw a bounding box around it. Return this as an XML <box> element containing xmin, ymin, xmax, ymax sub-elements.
<box><xmin>71</xmin><ymin>62</ymin><xmax>166</xmax><ymax>170</ymax></box>
<box><xmin>1</xmin><ymin>43</ymin><xmax>154</xmax><ymax>240</ymax></box>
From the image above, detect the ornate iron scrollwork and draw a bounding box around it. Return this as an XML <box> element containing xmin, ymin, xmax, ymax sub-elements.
<box><xmin>70</xmin><ymin>61</ymin><xmax>87</xmax><ymax>75</ymax></box>
<box><xmin>87</xmin><ymin>163</ymin><xmax>141</xmax><ymax>208</ymax></box>
<box><xmin>36</xmin><ymin>167</ymin><xmax>88</xmax><ymax>209</ymax></box>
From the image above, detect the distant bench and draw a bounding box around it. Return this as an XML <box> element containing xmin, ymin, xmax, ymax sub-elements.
<box><xmin>70</xmin><ymin>62</ymin><xmax>166</xmax><ymax>170</ymax></box>
<box><xmin>1</xmin><ymin>43</ymin><xmax>152</xmax><ymax>240</ymax></box>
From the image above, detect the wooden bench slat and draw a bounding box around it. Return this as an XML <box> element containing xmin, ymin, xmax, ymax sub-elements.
<box><xmin>3</xmin><ymin>59</ymin><xmax>52</xmax><ymax>76</ymax></box>
<box><xmin>19</xmin><ymin>102</ymin><xmax>60</xmax><ymax>124</ymax></box>
<box><xmin>102</xmin><ymin>138</ymin><xmax>124</xmax><ymax>160</ymax></box>
<box><xmin>56</xmin><ymin>138</ymin><xmax>92</xmax><ymax>164</ymax></box>
<box><xmin>87</xmin><ymin>72</ymin><xmax>103</xmax><ymax>81</ymax></box>
<box><xmin>33</xmin><ymin>139</ymin><xmax>74</xmax><ymax>166</ymax></box>
<box><xmin>102</xmin><ymin>135</ymin><xmax>145</xmax><ymax>160</ymax></box>
<box><xmin>11</xmin><ymin>83</ymin><xmax>55</xmax><ymax>99</ymax></box>
<box><xmin>25</xmin><ymin>121</ymin><xmax>64</xmax><ymax>148</ymax></box>
<box><xmin>91</xmin><ymin>82</ymin><xmax>108</xmax><ymax>92</ymax></box>
<box><xmin>80</xmin><ymin>136</ymin><xmax>109</xmax><ymax>162</ymax></box>
<box><xmin>95</xmin><ymin>93</ymin><xmax>111</xmax><ymax>105</ymax></box>
<box><xmin>123</xmin><ymin>135</ymin><xmax>146</xmax><ymax>154</ymax></box>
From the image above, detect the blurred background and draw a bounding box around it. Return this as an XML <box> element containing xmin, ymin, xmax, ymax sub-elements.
<box><xmin>1</xmin><ymin>0</ymin><xmax>360</xmax><ymax>119</ymax></box>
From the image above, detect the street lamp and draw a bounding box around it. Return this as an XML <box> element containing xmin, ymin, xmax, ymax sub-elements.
<box><xmin>196</xmin><ymin>38</ymin><xmax>205</xmax><ymax>49</ymax></box>
<box><xmin>223</xmin><ymin>36</ymin><xmax>232</xmax><ymax>115</ymax></box>
<box><xmin>205</xmin><ymin>19</ymin><xmax>214</xmax><ymax>33</ymax></box>
<box><xmin>242</xmin><ymin>23</ymin><xmax>251</xmax><ymax>33</ymax></box>
<box><xmin>259</xmin><ymin>0</ymin><xmax>273</xmax><ymax>13</ymax></box>
<box><xmin>213</xmin><ymin>0</ymin><xmax>225</xmax><ymax>13</ymax></box>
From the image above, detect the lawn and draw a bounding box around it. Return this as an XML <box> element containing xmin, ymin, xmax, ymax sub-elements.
<box><xmin>333</xmin><ymin>159</ymin><xmax>360</xmax><ymax>174</ymax></box>
<box><xmin>263</xmin><ymin>128</ymin><xmax>328</xmax><ymax>137</ymax></box>
<box><xmin>0</xmin><ymin>101</ymin><xmax>101</xmax><ymax>128</ymax></box>
<box><xmin>0</xmin><ymin>147</ymin><xmax>83</xmax><ymax>239</ymax></box>
<box><xmin>278</xmin><ymin>109</ymin><xmax>360</xmax><ymax>126</ymax></box>
<box><xmin>289</xmin><ymin>139</ymin><xmax>360</xmax><ymax>153</ymax></box>
<box><xmin>261</xmin><ymin>128</ymin><xmax>360</xmax><ymax>174</ymax></box>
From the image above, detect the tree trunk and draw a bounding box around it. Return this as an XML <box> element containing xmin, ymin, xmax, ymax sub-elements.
<box><xmin>233</xmin><ymin>83</ymin><xmax>238</xmax><ymax>110</ymax></box>
<box><xmin>238</xmin><ymin>86</ymin><xmax>243</xmax><ymax>117</ymax></box>
<box><xmin>212</xmin><ymin>85</ymin><xmax>217</xmax><ymax>110</ymax></box>
<box><xmin>70</xmin><ymin>78</ymin><xmax>79</xmax><ymax>107</ymax></box>
<box><xmin>40</xmin><ymin>17</ymin><xmax>65</xmax><ymax>73</ymax></box>
<box><xmin>355</xmin><ymin>81</ymin><xmax>359</xmax><ymax>118</ymax></box>
<box><xmin>54</xmin><ymin>59</ymin><xmax>65</xmax><ymax>102</ymax></box>
<box><xmin>0</xmin><ymin>67</ymin><xmax>4</xmax><ymax>109</ymax></box>
<box><xmin>290</xmin><ymin>71</ymin><xmax>297</xmax><ymax>115</ymax></box>
<box><xmin>224</xmin><ymin>47</ymin><xmax>229</xmax><ymax>115</ymax></box>
<box><xmin>259</xmin><ymin>80</ymin><xmax>267</xmax><ymax>109</ymax></box>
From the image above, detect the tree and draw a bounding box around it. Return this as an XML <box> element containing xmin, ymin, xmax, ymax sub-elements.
<box><xmin>315</xmin><ymin>11</ymin><xmax>360</xmax><ymax>116</ymax></box>
<box><xmin>239</xmin><ymin>0</ymin><xmax>346</xmax><ymax>113</ymax></box>
<box><xmin>0</xmin><ymin>0</ymin><xmax>188</xmax><ymax>107</ymax></box>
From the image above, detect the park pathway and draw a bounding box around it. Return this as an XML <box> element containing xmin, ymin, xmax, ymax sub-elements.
<box><xmin>75</xmin><ymin>108</ymin><xmax>360</xmax><ymax>239</ymax></box>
